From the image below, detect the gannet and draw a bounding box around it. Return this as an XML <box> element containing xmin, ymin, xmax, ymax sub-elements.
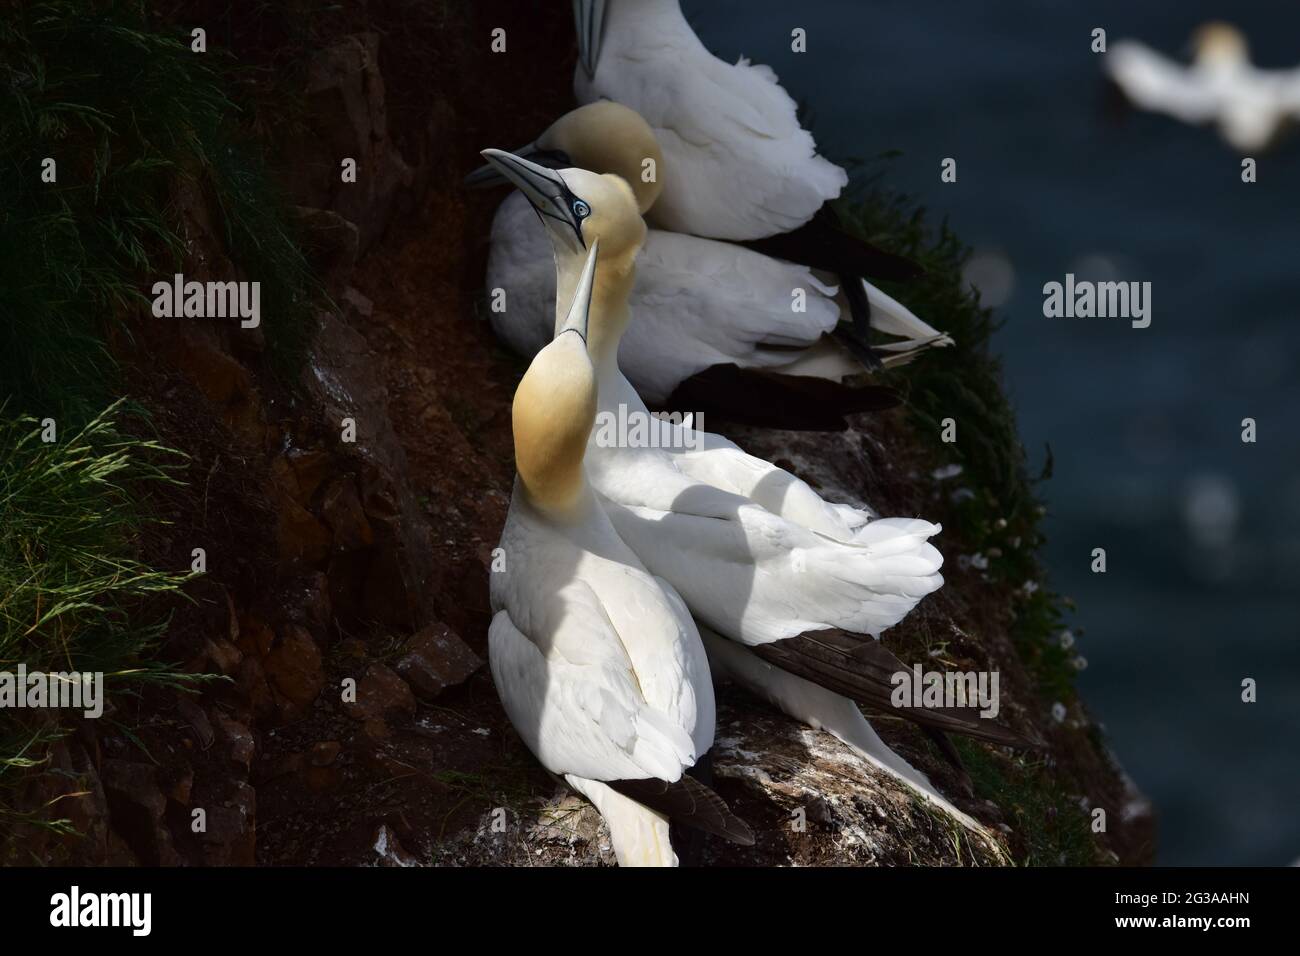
<box><xmin>479</xmin><ymin>149</ymin><xmax>1032</xmax><ymax>830</ymax></box>
<box><xmin>489</xmin><ymin>239</ymin><xmax>753</xmax><ymax>866</ymax></box>
<box><xmin>1106</xmin><ymin>22</ymin><xmax>1300</xmax><ymax>151</ymax></box>
<box><xmin>572</xmin><ymin>0</ymin><xmax>844</xmax><ymax>241</ymax></box>
<box><xmin>572</xmin><ymin>1</ymin><xmax>951</xmax><ymax>363</ymax></box>
<box><xmin>470</xmin><ymin>102</ymin><xmax>951</xmax><ymax>419</ymax></box>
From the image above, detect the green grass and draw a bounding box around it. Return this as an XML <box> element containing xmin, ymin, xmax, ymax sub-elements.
<box><xmin>0</xmin><ymin>402</ymin><xmax>200</xmax><ymax>838</ymax></box>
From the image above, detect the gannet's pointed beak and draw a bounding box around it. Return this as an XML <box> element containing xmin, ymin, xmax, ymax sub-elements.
<box><xmin>465</xmin><ymin>142</ymin><xmax>573</xmax><ymax>188</ymax></box>
<box><xmin>558</xmin><ymin>238</ymin><xmax>599</xmax><ymax>342</ymax></box>
<box><xmin>479</xmin><ymin>148</ymin><xmax>588</xmax><ymax>252</ymax></box>
<box><xmin>573</xmin><ymin>0</ymin><xmax>607</xmax><ymax>80</ymax></box>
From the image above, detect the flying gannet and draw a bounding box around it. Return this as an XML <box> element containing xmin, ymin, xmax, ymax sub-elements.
<box><xmin>479</xmin><ymin>148</ymin><xmax>1034</xmax><ymax>832</ymax></box>
<box><xmin>1106</xmin><ymin>22</ymin><xmax>1300</xmax><ymax>151</ymax></box>
<box><xmin>489</xmin><ymin>238</ymin><xmax>753</xmax><ymax>866</ymax></box>
<box><xmin>469</xmin><ymin>102</ymin><xmax>952</xmax><ymax>426</ymax></box>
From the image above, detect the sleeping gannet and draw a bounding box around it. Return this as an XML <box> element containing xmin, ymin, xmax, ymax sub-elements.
<box><xmin>479</xmin><ymin>148</ymin><xmax>1033</xmax><ymax>829</ymax></box>
<box><xmin>469</xmin><ymin>102</ymin><xmax>951</xmax><ymax>422</ymax></box>
<box><xmin>1106</xmin><ymin>22</ymin><xmax>1300</xmax><ymax>151</ymax></box>
<box><xmin>489</xmin><ymin>239</ymin><xmax>753</xmax><ymax>866</ymax></box>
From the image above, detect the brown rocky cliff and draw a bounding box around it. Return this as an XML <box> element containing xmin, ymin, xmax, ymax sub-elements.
<box><xmin>14</xmin><ymin>1</ymin><xmax>1152</xmax><ymax>867</ymax></box>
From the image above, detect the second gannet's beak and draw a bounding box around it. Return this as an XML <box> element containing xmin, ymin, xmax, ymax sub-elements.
<box><xmin>557</xmin><ymin>238</ymin><xmax>600</xmax><ymax>343</ymax></box>
<box><xmin>464</xmin><ymin>142</ymin><xmax>573</xmax><ymax>188</ymax></box>
<box><xmin>478</xmin><ymin>148</ymin><xmax>590</xmax><ymax>253</ymax></box>
<box><xmin>573</xmin><ymin>0</ymin><xmax>607</xmax><ymax>80</ymax></box>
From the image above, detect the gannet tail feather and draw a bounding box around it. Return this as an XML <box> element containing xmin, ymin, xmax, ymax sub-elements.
<box><xmin>738</xmin><ymin>205</ymin><xmax>927</xmax><ymax>282</ymax></box>
<box><xmin>834</xmin><ymin>279</ymin><xmax>955</xmax><ymax>369</ymax></box>
<box><xmin>565</xmin><ymin>775</ymin><xmax>679</xmax><ymax>867</ymax></box>
<box><xmin>875</xmin><ymin>333</ymin><xmax>957</xmax><ymax>368</ymax></box>
<box><xmin>607</xmin><ymin>772</ymin><xmax>756</xmax><ymax>846</ymax></box>
<box><xmin>663</xmin><ymin>362</ymin><xmax>901</xmax><ymax>432</ymax></box>
<box><xmin>863</xmin><ymin>279</ymin><xmax>953</xmax><ymax>344</ymax></box>
<box><xmin>752</xmin><ymin>629</ymin><xmax>1043</xmax><ymax>750</ymax></box>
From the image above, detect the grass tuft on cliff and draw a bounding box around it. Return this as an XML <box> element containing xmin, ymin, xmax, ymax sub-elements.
<box><xmin>0</xmin><ymin>402</ymin><xmax>199</xmax><ymax>839</ymax></box>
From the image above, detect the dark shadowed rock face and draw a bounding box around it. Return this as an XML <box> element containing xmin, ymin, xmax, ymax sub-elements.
<box><xmin>282</xmin><ymin>34</ymin><xmax>413</xmax><ymax>254</ymax></box>
<box><xmin>397</xmin><ymin>623</ymin><xmax>484</xmax><ymax>700</ymax></box>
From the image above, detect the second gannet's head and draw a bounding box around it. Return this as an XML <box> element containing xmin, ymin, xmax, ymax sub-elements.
<box><xmin>467</xmin><ymin>102</ymin><xmax>664</xmax><ymax>215</ymax></box>
<box><xmin>511</xmin><ymin>241</ymin><xmax>601</xmax><ymax>513</ymax></box>
<box><xmin>1191</xmin><ymin>22</ymin><xmax>1249</xmax><ymax>68</ymax></box>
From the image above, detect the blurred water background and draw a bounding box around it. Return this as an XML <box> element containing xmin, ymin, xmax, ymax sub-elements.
<box><xmin>685</xmin><ymin>0</ymin><xmax>1300</xmax><ymax>864</ymax></box>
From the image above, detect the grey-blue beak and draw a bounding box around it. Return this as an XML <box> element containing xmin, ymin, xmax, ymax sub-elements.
<box><xmin>479</xmin><ymin>148</ymin><xmax>589</xmax><ymax>252</ymax></box>
<box><xmin>465</xmin><ymin>142</ymin><xmax>573</xmax><ymax>188</ymax></box>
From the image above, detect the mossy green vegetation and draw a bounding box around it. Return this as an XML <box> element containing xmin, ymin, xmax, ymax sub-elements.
<box><xmin>956</xmin><ymin>740</ymin><xmax>1102</xmax><ymax>866</ymax></box>
<box><xmin>837</xmin><ymin>180</ymin><xmax>1099</xmax><ymax>864</ymax></box>
<box><xmin>839</xmin><ymin>183</ymin><xmax>1082</xmax><ymax>703</ymax></box>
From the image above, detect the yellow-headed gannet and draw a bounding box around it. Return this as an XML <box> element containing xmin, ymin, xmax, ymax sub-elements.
<box><xmin>1106</xmin><ymin>22</ymin><xmax>1300</xmax><ymax>151</ymax></box>
<box><xmin>489</xmin><ymin>238</ymin><xmax>753</xmax><ymax>866</ymax></box>
<box><xmin>479</xmin><ymin>149</ymin><xmax>1033</xmax><ymax>831</ymax></box>
<box><xmin>469</xmin><ymin>102</ymin><xmax>951</xmax><ymax>427</ymax></box>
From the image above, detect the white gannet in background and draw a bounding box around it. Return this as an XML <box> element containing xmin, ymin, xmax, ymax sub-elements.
<box><xmin>1106</xmin><ymin>22</ymin><xmax>1300</xmax><ymax>151</ymax></box>
<box><xmin>488</xmin><ymin>239</ymin><xmax>753</xmax><ymax>866</ymax></box>
<box><xmin>479</xmin><ymin>148</ymin><xmax>1037</xmax><ymax>832</ymax></box>
<box><xmin>469</xmin><ymin>102</ymin><xmax>952</xmax><ymax>428</ymax></box>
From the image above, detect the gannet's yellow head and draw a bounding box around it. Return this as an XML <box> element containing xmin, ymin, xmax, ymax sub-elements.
<box><xmin>1191</xmin><ymin>22</ymin><xmax>1248</xmax><ymax>67</ymax></box>
<box><xmin>479</xmin><ymin>148</ymin><xmax>644</xmax><ymax>356</ymax></box>
<box><xmin>467</xmin><ymin>103</ymin><xmax>664</xmax><ymax>215</ymax></box>
<box><xmin>537</xmin><ymin>103</ymin><xmax>664</xmax><ymax>215</ymax></box>
<box><xmin>510</xmin><ymin>241</ymin><xmax>601</xmax><ymax>513</ymax></box>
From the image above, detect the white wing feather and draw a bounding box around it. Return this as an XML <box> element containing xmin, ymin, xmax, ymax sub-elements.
<box><xmin>575</xmin><ymin>1</ymin><xmax>846</xmax><ymax>239</ymax></box>
<box><xmin>1105</xmin><ymin>41</ymin><xmax>1220</xmax><ymax>123</ymax></box>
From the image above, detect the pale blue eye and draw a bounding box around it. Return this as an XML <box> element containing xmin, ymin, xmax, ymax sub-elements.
<box><xmin>573</xmin><ymin>200</ymin><xmax>590</xmax><ymax>218</ymax></box>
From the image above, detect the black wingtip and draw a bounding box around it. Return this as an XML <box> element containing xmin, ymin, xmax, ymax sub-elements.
<box><xmin>739</xmin><ymin>206</ymin><xmax>927</xmax><ymax>283</ymax></box>
<box><xmin>662</xmin><ymin>363</ymin><xmax>900</xmax><ymax>432</ymax></box>
<box><xmin>752</xmin><ymin>629</ymin><xmax>1046</xmax><ymax>752</ymax></box>
<box><xmin>608</xmin><ymin>771</ymin><xmax>755</xmax><ymax>847</ymax></box>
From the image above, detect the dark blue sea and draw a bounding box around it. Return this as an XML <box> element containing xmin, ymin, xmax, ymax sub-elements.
<box><xmin>685</xmin><ymin>0</ymin><xmax>1300</xmax><ymax>865</ymax></box>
